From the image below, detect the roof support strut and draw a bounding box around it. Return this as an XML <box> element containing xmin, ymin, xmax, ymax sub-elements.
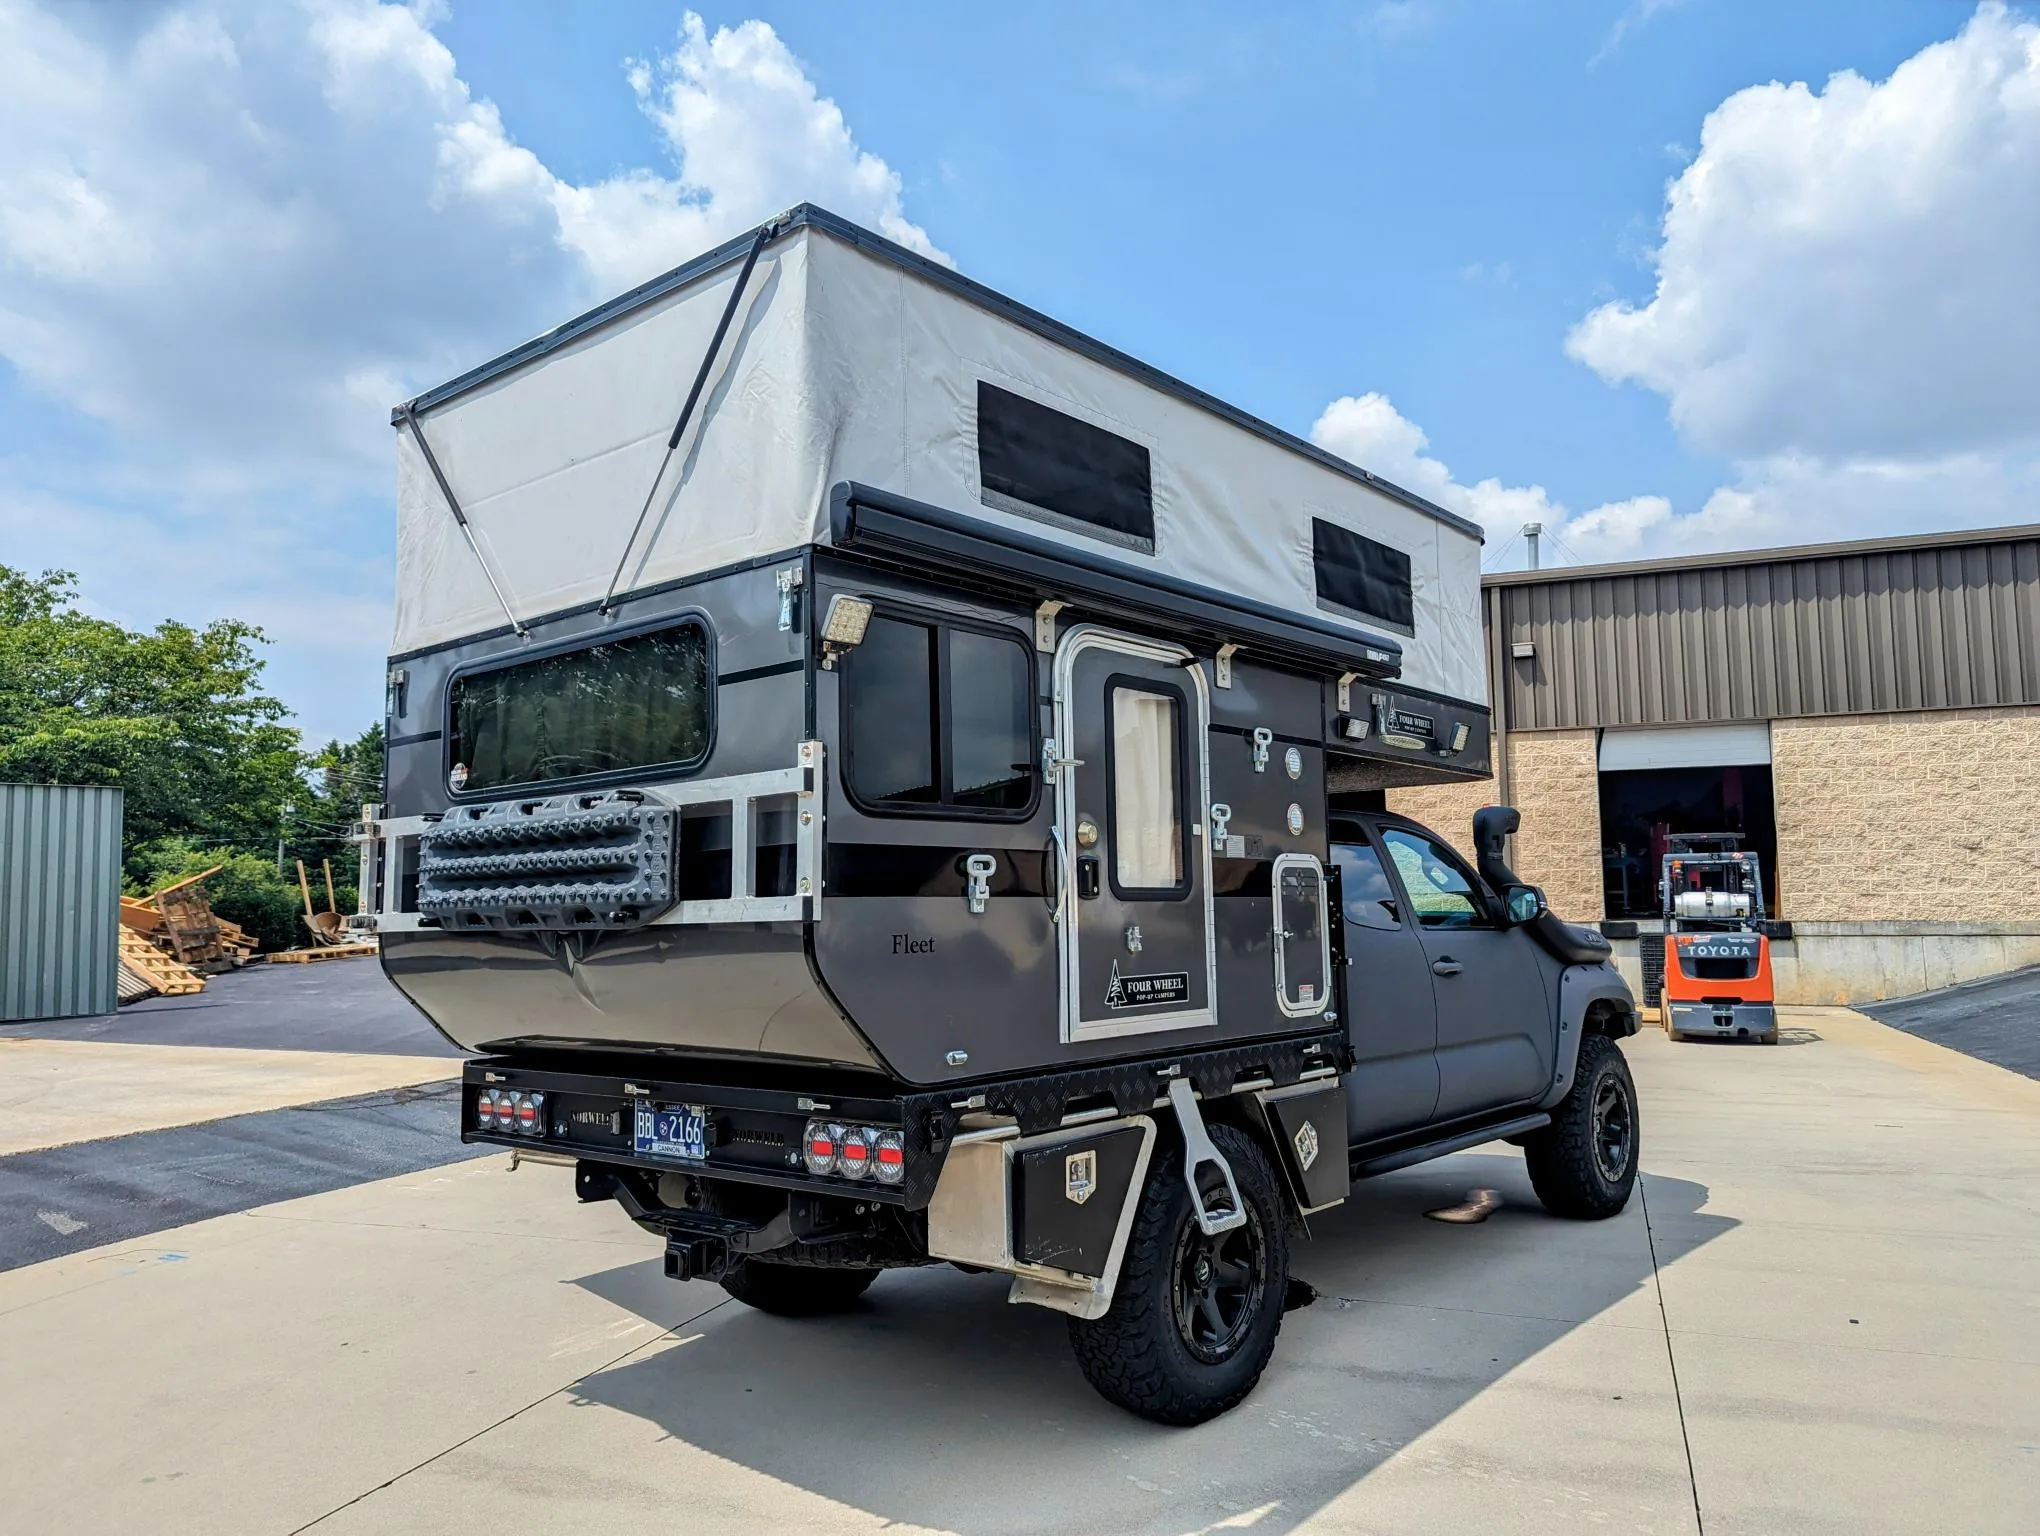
<box><xmin>396</xmin><ymin>402</ymin><xmax>527</xmax><ymax>639</ymax></box>
<box><xmin>600</xmin><ymin>216</ymin><xmax>783</xmax><ymax>616</ymax></box>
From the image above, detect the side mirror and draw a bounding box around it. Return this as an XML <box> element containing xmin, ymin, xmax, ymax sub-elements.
<box><xmin>1502</xmin><ymin>884</ymin><xmax>1546</xmax><ymax>925</ymax></box>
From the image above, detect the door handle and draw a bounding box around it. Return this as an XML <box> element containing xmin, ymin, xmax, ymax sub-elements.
<box><xmin>1431</xmin><ymin>958</ymin><xmax>1463</xmax><ymax>977</ymax></box>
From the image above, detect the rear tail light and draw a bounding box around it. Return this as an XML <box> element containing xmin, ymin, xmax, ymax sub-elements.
<box><xmin>804</xmin><ymin>1119</ymin><xmax>903</xmax><ymax>1184</ymax></box>
<box><xmin>475</xmin><ymin>1088</ymin><xmax>544</xmax><ymax>1136</ymax></box>
<box><xmin>804</xmin><ymin>1119</ymin><xmax>843</xmax><ymax>1176</ymax></box>
<box><xmin>838</xmin><ymin>1126</ymin><xmax>875</xmax><ymax>1180</ymax></box>
<box><xmin>872</xmin><ymin>1130</ymin><xmax>906</xmax><ymax>1185</ymax></box>
<box><xmin>515</xmin><ymin>1092</ymin><xmax>543</xmax><ymax>1133</ymax></box>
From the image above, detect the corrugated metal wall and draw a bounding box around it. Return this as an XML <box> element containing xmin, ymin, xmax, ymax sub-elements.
<box><xmin>1494</xmin><ymin>530</ymin><xmax>2040</xmax><ymax>730</ymax></box>
<box><xmin>0</xmin><ymin>784</ymin><xmax>124</xmax><ymax>1022</ymax></box>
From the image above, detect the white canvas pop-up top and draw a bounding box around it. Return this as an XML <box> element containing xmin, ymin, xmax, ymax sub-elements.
<box><xmin>392</xmin><ymin>206</ymin><xmax>1486</xmax><ymax>708</ymax></box>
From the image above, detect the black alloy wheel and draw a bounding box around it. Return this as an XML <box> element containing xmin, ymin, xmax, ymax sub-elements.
<box><xmin>1170</xmin><ymin>1204</ymin><xmax>1266</xmax><ymax>1365</ymax></box>
<box><xmin>1591</xmin><ymin>1070</ymin><xmax>1634</xmax><ymax>1185</ymax></box>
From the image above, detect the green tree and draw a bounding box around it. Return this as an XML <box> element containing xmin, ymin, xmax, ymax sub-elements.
<box><xmin>1</xmin><ymin>565</ymin><xmax>385</xmax><ymax>947</ymax></box>
<box><xmin>0</xmin><ymin>566</ymin><xmax>302</xmax><ymax>857</ymax></box>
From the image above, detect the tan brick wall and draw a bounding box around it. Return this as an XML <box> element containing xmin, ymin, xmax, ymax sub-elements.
<box><xmin>1386</xmin><ymin>728</ymin><xmax>1603</xmax><ymax>921</ymax></box>
<box><xmin>1771</xmin><ymin>707</ymin><xmax>2040</xmax><ymax>922</ymax></box>
<box><xmin>1506</xmin><ymin>731</ymin><xmax>1603</xmax><ymax>922</ymax></box>
<box><xmin>1382</xmin><ymin>775</ymin><xmax>1494</xmax><ymax>865</ymax></box>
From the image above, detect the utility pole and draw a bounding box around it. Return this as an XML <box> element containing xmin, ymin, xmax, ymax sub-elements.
<box><xmin>1523</xmin><ymin>521</ymin><xmax>1543</xmax><ymax>570</ymax></box>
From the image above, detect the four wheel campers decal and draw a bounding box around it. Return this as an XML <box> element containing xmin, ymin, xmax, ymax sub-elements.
<box><xmin>1103</xmin><ymin>962</ymin><xmax>1191</xmax><ymax>1009</ymax></box>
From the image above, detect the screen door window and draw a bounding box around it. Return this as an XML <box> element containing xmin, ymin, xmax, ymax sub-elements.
<box><xmin>1110</xmin><ymin>686</ymin><xmax>1183</xmax><ymax>894</ymax></box>
<box><xmin>1273</xmin><ymin>854</ymin><xmax>1331</xmax><ymax>1017</ymax></box>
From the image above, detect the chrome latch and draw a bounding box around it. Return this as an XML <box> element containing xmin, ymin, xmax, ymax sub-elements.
<box><xmin>1042</xmin><ymin>738</ymin><xmax>1084</xmax><ymax>785</ymax></box>
<box><xmin>964</xmin><ymin>853</ymin><xmax>997</xmax><ymax>915</ymax></box>
<box><xmin>1211</xmin><ymin>802</ymin><xmax>1245</xmax><ymax>859</ymax></box>
<box><xmin>775</xmin><ymin>567</ymin><xmax>804</xmax><ymax>631</ymax></box>
<box><xmin>1125</xmin><ymin>924</ymin><xmax>1143</xmax><ymax>954</ymax></box>
<box><xmin>1251</xmin><ymin>726</ymin><xmax>1273</xmax><ymax>774</ymax></box>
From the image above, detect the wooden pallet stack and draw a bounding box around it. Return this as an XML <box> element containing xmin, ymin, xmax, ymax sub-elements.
<box><xmin>116</xmin><ymin>923</ymin><xmax>205</xmax><ymax>1000</ymax></box>
<box><xmin>114</xmin><ymin>867</ymin><xmax>262</xmax><ymax>1002</ymax></box>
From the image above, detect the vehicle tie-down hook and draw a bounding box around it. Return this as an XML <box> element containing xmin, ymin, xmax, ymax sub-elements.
<box><xmin>1166</xmin><ymin>1077</ymin><xmax>1247</xmax><ymax>1236</ymax></box>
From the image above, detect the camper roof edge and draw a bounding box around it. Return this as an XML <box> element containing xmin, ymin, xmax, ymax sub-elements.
<box><xmin>389</xmin><ymin>203</ymin><xmax>1484</xmax><ymax>545</ymax></box>
<box><xmin>827</xmin><ymin>481</ymin><xmax>1405</xmax><ymax>684</ymax></box>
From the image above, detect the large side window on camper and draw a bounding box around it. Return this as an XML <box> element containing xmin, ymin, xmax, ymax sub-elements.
<box><xmin>844</xmin><ymin>613</ymin><xmax>1036</xmax><ymax>817</ymax></box>
<box><xmin>977</xmin><ymin>382</ymin><xmax>1155</xmax><ymax>553</ymax></box>
<box><xmin>1312</xmin><ymin>518</ymin><xmax>1415</xmax><ymax>632</ymax></box>
<box><xmin>447</xmin><ymin>619</ymin><xmax>712</xmax><ymax>795</ymax></box>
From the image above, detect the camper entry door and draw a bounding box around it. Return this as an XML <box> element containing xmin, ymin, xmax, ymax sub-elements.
<box><xmin>1054</xmin><ymin>629</ymin><xmax>1218</xmax><ymax>1044</ymax></box>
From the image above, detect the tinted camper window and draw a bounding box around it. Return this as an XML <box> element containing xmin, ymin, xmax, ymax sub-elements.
<box><xmin>447</xmin><ymin>621</ymin><xmax>711</xmax><ymax>794</ymax></box>
<box><xmin>1312</xmin><ymin>519</ymin><xmax>1414</xmax><ymax>632</ymax></box>
<box><xmin>977</xmin><ymin>382</ymin><xmax>1155</xmax><ymax>552</ymax></box>
<box><xmin>845</xmin><ymin>613</ymin><xmax>1036</xmax><ymax>817</ymax></box>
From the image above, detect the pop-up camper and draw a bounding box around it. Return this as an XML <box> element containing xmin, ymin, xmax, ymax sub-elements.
<box><xmin>361</xmin><ymin>206</ymin><xmax>1507</xmax><ymax>1422</ymax></box>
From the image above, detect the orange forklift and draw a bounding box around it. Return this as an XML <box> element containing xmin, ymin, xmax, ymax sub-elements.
<box><xmin>1660</xmin><ymin>833</ymin><xmax>1778</xmax><ymax>1044</ymax></box>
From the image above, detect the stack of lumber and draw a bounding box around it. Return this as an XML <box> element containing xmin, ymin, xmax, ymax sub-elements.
<box><xmin>113</xmin><ymin>866</ymin><xmax>262</xmax><ymax>1003</ymax></box>
<box><xmin>116</xmin><ymin>926</ymin><xmax>205</xmax><ymax>1000</ymax></box>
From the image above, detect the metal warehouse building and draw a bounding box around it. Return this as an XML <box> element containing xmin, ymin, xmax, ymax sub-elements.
<box><xmin>1386</xmin><ymin>522</ymin><xmax>2040</xmax><ymax>1005</ymax></box>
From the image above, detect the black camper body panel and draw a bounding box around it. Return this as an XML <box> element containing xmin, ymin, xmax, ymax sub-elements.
<box><xmin>374</xmin><ymin>534</ymin><xmax>1469</xmax><ymax>1082</ymax></box>
<box><xmin>377</xmin><ymin>558</ymin><xmax>879</xmax><ymax>1065</ymax></box>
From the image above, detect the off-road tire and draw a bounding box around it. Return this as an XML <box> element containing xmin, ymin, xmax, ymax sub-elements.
<box><xmin>1067</xmin><ymin>1123</ymin><xmax>1289</xmax><ymax>1425</ymax></box>
<box><xmin>718</xmin><ymin>1259</ymin><xmax>878</xmax><ymax>1316</ymax></box>
<box><xmin>1524</xmin><ymin>1034</ymin><xmax>1639</xmax><ymax>1220</ymax></box>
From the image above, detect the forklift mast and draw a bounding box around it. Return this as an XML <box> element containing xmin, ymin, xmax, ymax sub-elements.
<box><xmin>1660</xmin><ymin>834</ymin><xmax>1766</xmax><ymax>932</ymax></box>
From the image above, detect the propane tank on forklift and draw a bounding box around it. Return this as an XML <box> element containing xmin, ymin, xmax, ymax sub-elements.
<box><xmin>1659</xmin><ymin>834</ymin><xmax>1779</xmax><ymax>1044</ymax></box>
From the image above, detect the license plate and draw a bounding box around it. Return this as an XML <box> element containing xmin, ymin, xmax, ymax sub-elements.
<box><xmin>634</xmin><ymin>1102</ymin><xmax>709</xmax><ymax>1161</ymax></box>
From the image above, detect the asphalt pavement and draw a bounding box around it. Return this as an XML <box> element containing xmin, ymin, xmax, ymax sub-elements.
<box><xmin>0</xmin><ymin>1081</ymin><xmax>490</xmax><ymax>1272</ymax></box>
<box><xmin>1859</xmin><ymin>963</ymin><xmax>2040</xmax><ymax>1079</ymax></box>
<box><xmin>5</xmin><ymin>957</ymin><xmax>458</xmax><ymax>1057</ymax></box>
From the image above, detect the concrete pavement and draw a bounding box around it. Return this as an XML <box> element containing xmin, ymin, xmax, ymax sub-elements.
<box><xmin>0</xmin><ymin>1035</ymin><xmax>459</xmax><ymax>1157</ymax></box>
<box><xmin>0</xmin><ymin>1012</ymin><xmax>2034</xmax><ymax>1534</ymax></box>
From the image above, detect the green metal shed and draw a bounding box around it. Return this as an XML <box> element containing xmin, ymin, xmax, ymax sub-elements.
<box><xmin>0</xmin><ymin>783</ymin><xmax>124</xmax><ymax>1022</ymax></box>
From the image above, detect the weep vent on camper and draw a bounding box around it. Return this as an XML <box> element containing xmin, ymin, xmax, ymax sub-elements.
<box><xmin>416</xmin><ymin>792</ymin><xmax>675</xmax><ymax>931</ymax></box>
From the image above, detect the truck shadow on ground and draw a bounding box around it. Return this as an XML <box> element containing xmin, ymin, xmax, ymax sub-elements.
<box><xmin>567</xmin><ymin>1152</ymin><xmax>1731</xmax><ymax>1536</ymax></box>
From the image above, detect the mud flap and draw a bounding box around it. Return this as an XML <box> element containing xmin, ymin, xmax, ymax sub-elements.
<box><xmin>1253</xmin><ymin>1079</ymin><xmax>1349</xmax><ymax>1215</ymax></box>
<box><xmin>927</xmin><ymin>1116</ymin><xmax>1157</xmax><ymax>1321</ymax></box>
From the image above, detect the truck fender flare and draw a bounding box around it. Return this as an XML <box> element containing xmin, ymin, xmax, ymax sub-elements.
<box><xmin>1538</xmin><ymin>964</ymin><xmax>1639</xmax><ymax>1111</ymax></box>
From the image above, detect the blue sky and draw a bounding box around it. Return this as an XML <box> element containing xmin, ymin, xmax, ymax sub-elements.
<box><xmin>4</xmin><ymin>1</ymin><xmax>2037</xmax><ymax>741</ymax></box>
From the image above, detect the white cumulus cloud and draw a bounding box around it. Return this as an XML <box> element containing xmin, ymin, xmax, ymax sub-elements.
<box><xmin>1568</xmin><ymin>2</ymin><xmax>2040</xmax><ymax>464</ymax></box>
<box><xmin>0</xmin><ymin>0</ymin><xmax>938</xmax><ymax>739</ymax></box>
<box><xmin>0</xmin><ymin>1</ymin><xmax>941</xmax><ymax>484</ymax></box>
<box><xmin>1315</xmin><ymin>5</ymin><xmax>2040</xmax><ymax>574</ymax></box>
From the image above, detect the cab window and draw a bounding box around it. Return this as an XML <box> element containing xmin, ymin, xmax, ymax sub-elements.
<box><xmin>1332</xmin><ymin>839</ymin><xmax>1402</xmax><ymax>930</ymax></box>
<box><xmin>1379</xmin><ymin>827</ymin><xmax>1487</xmax><ymax>930</ymax></box>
